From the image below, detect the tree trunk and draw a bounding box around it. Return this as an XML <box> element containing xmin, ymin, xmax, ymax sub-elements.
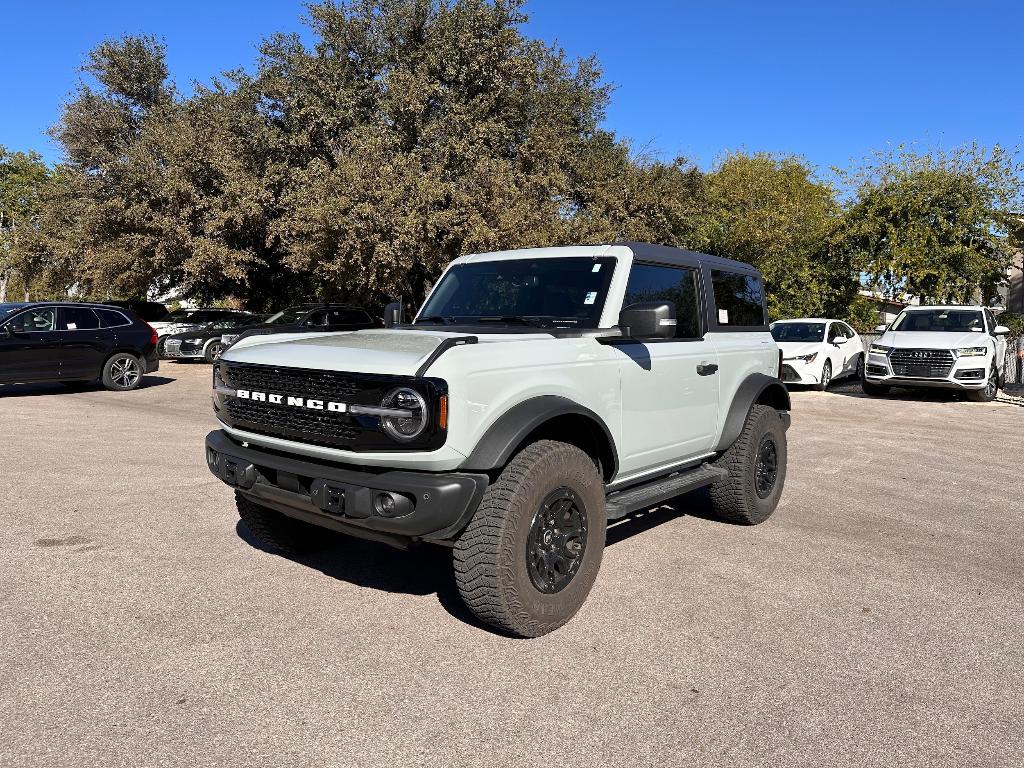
<box><xmin>0</xmin><ymin>272</ymin><xmax>8</xmax><ymax>303</ymax></box>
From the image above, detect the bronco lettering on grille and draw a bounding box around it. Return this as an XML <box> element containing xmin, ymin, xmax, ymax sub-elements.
<box><xmin>234</xmin><ymin>388</ymin><xmax>347</xmax><ymax>413</ymax></box>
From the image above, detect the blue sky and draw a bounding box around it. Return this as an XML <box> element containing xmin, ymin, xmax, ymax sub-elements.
<box><xmin>2</xmin><ymin>1</ymin><xmax>1022</xmax><ymax>174</ymax></box>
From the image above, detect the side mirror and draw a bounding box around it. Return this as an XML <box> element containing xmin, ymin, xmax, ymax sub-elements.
<box><xmin>874</xmin><ymin>324</ymin><xmax>888</xmax><ymax>333</ymax></box>
<box><xmin>1</xmin><ymin>325</ymin><xmax>12</xmax><ymax>338</ymax></box>
<box><xmin>383</xmin><ymin>301</ymin><xmax>404</xmax><ymax>328</ymax></box>
<box><xmin>833</xmin><ymin>336</ymin><xmax>848</xmax><ymax>345</ymax></box>
<box><xmin>993</xmin><ymin>324</ymin><xmax>1011</xmax><ymax>336</ymax></box>
<box><xmin>618</xmin><ymin>301</ymin><xmax>676</xmax><ymax>341</ymax></box>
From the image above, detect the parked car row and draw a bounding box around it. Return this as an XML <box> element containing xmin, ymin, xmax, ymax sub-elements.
<box><xmin>0</xmin><ymin>300</ymin><xmax>380</xmax><ymax>390</ymax></box>
<box><xmin>772</xmin><ymin>305</ymin><xmax>1011</xmax><ymax>403</ymax></box>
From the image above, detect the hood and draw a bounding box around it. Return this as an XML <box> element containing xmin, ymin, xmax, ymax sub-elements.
<box><xmin>878</xmin><ymin>330</ymin><xmax>988</xmax><ymax>350</ymax></box>
<box><xmin>153</xmin><ymin>321</ymin><xmax>204</xmax><ymax>335</ymax></box>
<box><xmin>777</xmin><ymin>341</ymin><xmax>823</xmax><ymax>358</ymax></box>
<box><xmin>222</xmin><ymin>328</ymin><xmax>547</xmax><ymax>376</ymax></box>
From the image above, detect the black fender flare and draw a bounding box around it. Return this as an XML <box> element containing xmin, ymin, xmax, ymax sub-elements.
<box><xmin>714</xmin><ymin>373</ymin><xmax>791</xmax><ymax>452</ymax></box>
<box><xmin>462</xmin><ymin>395</ymin><xmax>618</xmax><ymax>478</ymax></box>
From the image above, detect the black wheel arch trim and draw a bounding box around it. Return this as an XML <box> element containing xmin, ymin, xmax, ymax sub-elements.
<box><xmin>714</xmin><ymin>373</ymin><xmax>791</xmax><ymax>452</ymax></box>
<box><xmin>461</xmin><ymin>395</ymin><xmax>618</xmax><ymax>479</ymax></box>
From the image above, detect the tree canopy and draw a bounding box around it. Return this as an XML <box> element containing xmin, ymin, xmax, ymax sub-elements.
<box><xmin>7</xmin><ymin>0</ymin><xmax>1023</xmax><ymax>330</ymax></box>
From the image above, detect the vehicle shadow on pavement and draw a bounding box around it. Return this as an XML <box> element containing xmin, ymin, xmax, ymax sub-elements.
<box><xmin>235</xmin><ymin>489</ymin><xmax>719</xmax><ymax>636</ymax></box>
<box><xmin>234</xmin><ymin>519</ymin><xmax>499</xmax><ymax>631</ymax></box>
<box><xmin>0</xmin><ymin>376</ymin><xmax>176</xmax><ymax>397</ymax></box>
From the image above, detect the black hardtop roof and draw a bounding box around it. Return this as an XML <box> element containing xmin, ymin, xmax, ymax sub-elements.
<box><xmin>618</xmin><ymin>242</ymin><xmax>762</xmax><ymax>276</ymax></box>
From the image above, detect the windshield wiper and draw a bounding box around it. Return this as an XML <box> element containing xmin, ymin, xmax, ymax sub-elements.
<box><xmin>415</xmin><ymin>315</ymin><xmax>454</xmax><ymax>325</ymax></box>
<box><xmin>475</xmin><ymin>315</ymin><xmax>551</xmax><ymax>327</ymax></box>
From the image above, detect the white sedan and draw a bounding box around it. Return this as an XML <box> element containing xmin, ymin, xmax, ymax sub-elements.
<box><xmin>771</xmin><ymin>318</ymin><xmax>865</xmax><ymax>390</ymax></box>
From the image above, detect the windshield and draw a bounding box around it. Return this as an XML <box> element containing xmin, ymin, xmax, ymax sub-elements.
<box><xmin>417</xmin><ymin>257</ymin><xmax>617</xmax><ymax>327</ymax></box>
<box><xmin>890</xmin><ymin>309</ymin><xmax>984</xmax><ymax>333</ymax></box>
<box><xmin>0</xmin><ymin>303</ymin><xmax>25</xmax><ymax>321</ymax></box>
<box><xmin>264</xmin><ymin>307</ymin><xmax>309</xmax><ymax>325</ymax></box>
<box><xmin>771</xmin><ymin>322</ymin><xmax>825</xmax><ymax>342</ymax></box>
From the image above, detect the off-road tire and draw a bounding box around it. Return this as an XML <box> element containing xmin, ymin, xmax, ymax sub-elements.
<box><xmin>204</xmin><ymin>340</ymin><xmax>225</xmax><ymax>364</ymax></box>
<box><xmin>101</xmin><ymin>353</ymin><xmax>143</xmax><ymax>391</ymax></box>
<box><xmin>452</xmin><ymin>440</ymin><xmax>606</xmax><ymax>638</ymax></box>
<box><xmin>966</xmin><ymin>368</ymin><xmax>999</xmax><ymax>403</ymax></box>
<box><xmin>709</xmin><ymin>405</ymin><xmax>787</xmax><ymax>525</ymax></box>
<box><xmin>861</xmin><ymin>379</ymin><xmax>890</xmax><ymax>396</ymax></box>
<box><xmin>236</xmin><ymin>492</ymin><xmax>323</xmax><ymax>555</ymax></box>
<box><xmin>814</xmin><ymin>360</ymin><xmax>832</xmax><ymax>391</ymax></box>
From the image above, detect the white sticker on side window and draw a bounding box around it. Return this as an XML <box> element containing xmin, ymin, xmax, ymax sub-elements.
<box><xmin>584</xmin><ymin>291</ymin><xmax>598</xmax><ymax>305</ymax></box>
<box><xmin>592</xmin><ymin>264</ymin><xmax>601</xmax><ymax>272</ymax></box>
<box><xmin>718</xmin><ymin>309</ymin><xmax>729</xmax><ymax>324</ymax></box>
<box><xmin>67</xmin><ymin>323</ymin><xmax>78</xmax><ymax>330</ymax></box>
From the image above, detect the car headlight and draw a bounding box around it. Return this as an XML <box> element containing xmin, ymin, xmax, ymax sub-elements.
<box><xmin>955</xmin><ymin>346</ymin><xmax>987</xmax><ymax>357</ymax></box>
<box><xmin>379</xmin><ymin>387</ymin><xmax>428</xmax><ymax>441</ymax></box>
<box><xmin>869</xmin><ymin>344</ymin><xmax>892</xmax><ymax>354</ymax></box>
<box><xmin>185</xmin><ymin>338</ymin><xmax>203</xmax><ymax>344</ymax></box>
<box><xmin>784</xmin><ymin>352</ymin><xmax>818</xmax><ymax>363</ymax></box>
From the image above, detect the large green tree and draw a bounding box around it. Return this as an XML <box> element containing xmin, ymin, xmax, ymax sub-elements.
<box><xmin>0</xmin><ymin>147</ymin><xmax>51</xmax><ymax>301</ymax></box>
<box><xmin>840</xmin><ymin>144</ymin><xmax>1023</xmax><ymax>305</ymax></box>
<box><xmin>700</xmin><ymin>152</ymin><xmax>852</xmax><ymax>320</ymax></box>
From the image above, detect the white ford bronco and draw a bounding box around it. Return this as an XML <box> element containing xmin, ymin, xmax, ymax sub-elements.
<box><xmin>205</xmin><ymin>243</ymin><xmax>791</xmax><ymax>636</ymax></box>
<box><xmin>863</xmin><ymin>305</ymin><xmax>1010</xmax><ymax>402</ymax></box>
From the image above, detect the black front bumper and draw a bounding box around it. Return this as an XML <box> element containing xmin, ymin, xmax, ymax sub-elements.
<box><xmin>205</xmin><ymin>430</ymin><xmax>487</xmax><ymax>546</ymax></box>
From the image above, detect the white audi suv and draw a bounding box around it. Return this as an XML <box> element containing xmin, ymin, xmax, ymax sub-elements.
<box><xmin>863</xmin><ymin>305</ymin><xmax>1009</xmax><ymax>402</ymax></box>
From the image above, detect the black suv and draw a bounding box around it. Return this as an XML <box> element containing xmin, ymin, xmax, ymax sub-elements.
<box><xmin>0</xmin><ymin>302</ymin><xmax>159</xmax><ymax>391</ymax></box>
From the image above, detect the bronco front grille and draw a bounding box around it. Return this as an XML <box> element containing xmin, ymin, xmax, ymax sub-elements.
<box><xmin>226</xmin><ymin>399</ymin><xmax>361</xmax><ymax>443</ymax></box>
<box><xmin>218</xmin><ymin>362</ymin><xmax>447</xmax><ymax>452</ymax></box>
<box><xmin>888</xmin><ymin>348</ymin><xmax>954</xmax><ymax>379</ymax></box>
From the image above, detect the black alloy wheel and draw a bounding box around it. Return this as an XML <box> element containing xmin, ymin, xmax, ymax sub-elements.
<box><xmin>526</xmin><ymin>487</ymin><xmax>588</xmax><ymax>594</ymax></box>
<box><xmin>754</xmin><ymin>435</ymin><xmax>779</xmax><ymax>499</ymax></box>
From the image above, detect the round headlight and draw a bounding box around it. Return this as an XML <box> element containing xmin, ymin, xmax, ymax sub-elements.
<box><xmin>380</xmin><ymin>387</ymin><xmax>428</xmax><ymax>441</ymax></box>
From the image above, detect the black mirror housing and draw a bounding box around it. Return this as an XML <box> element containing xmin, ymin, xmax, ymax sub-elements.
<box><xmin>619</xmin><ymin>301</ymin><xmax>676</xmax><ymax>341</ymax></box>
<box><xmin>383</xmin><ymin>301</ymin><xmax>404</xmax><ymax>328</ymax></box>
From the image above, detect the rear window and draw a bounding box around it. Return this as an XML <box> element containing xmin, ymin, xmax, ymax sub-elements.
<box><xmin>711</xmin><ymin>270</ymin><xmax>765</xmax><ymax>327</ymax></box>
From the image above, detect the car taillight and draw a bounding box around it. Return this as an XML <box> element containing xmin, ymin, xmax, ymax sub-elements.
<box><xmin>147</xmin><ymin>324</ymin><xmax>158</xmax><ymax>346</ymax></box>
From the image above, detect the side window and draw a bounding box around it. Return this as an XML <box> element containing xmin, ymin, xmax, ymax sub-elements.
<box><xmin>842</xmin><ymin>323</ymin><xmax>856</xmax><ymax>338</ymax></box>
<box><xmin>7</xmin><ymin>308</ymin><xmax>56</xmax><ymax>333</ymax></box>
<box><xmin>96</xmin><ymin>309</ymin><xmax>131</xmax><ymax>328</ymax></box>
<box><xmin>328</xmin><ymin>309</ymin><xmax>372</xmax><ymax>326</ymax></box>
<box><xmin>303</xmin><ymin>310</ymin><xmax>329</xmax><ymax>328</ymax></box>
<box><xmin>827</xmin><ymin>323</ymin><xmax>843</xmax><ymax>342</ymax></box>
<box><xmin>711</xmin><ymin>270</ymin><xmax>765</xmax><ymax>327</ymax></box>
<box><xmin>61</xmin><ymin>307</ymin><xmax>101</xmax><ymax>331</ymax></box>
<box><xmin>623</xmin><ymin>263</ymin><xmax>702</xmax><ymax>339</ymax></box>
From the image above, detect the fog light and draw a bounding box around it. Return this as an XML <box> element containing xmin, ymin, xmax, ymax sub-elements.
<box><xmin>954</xmin><ymin>368</ymin><xmax>985</xmax><ymax>380</ymax></box>
<box><xmin>372</xmin><ymin>491</ymin><xmax>413</xmax><ymax>518</ymax></box>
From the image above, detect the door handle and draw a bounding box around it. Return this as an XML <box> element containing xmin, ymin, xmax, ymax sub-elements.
<box><xmin>696</xmin><ymin>362</ymin><xmax>719</xmax><ymax>376</ymax></box>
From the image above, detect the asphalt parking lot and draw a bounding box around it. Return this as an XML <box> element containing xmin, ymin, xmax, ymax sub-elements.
<box><xmin>1</xmin><ymin>363</ymin><xmax>1022</xmax><ymax>768</ymax></box>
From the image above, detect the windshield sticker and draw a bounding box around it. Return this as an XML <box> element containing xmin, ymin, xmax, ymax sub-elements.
<box><xmin>592</xmin><ymin>264</ymin><xmax>602</xmax><ymax>272</ymax></box>
<box><xmin>718</xmin><ymin>309</ymin><xmax>729</xmax><ymax>324</ymax></box>
<box><xmin>67</xmin><ymin>322</ymin><xmax>78</xmax><ymax>330</ymax></box>
<box><xmin>584</xmin><ymin>291</ymin><xmax>598</xmax><ymax>305</ymax></box>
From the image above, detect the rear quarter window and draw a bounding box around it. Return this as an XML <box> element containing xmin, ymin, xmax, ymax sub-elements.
<box><xmin>711</xmin><ymin>270</ymin><xmax>766</xmax><ymax>327</ymax></box>
<box><xmin>97</xmin><ymin>309</ymin><xmax>132</xmax><ymax>328</ymax></box>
